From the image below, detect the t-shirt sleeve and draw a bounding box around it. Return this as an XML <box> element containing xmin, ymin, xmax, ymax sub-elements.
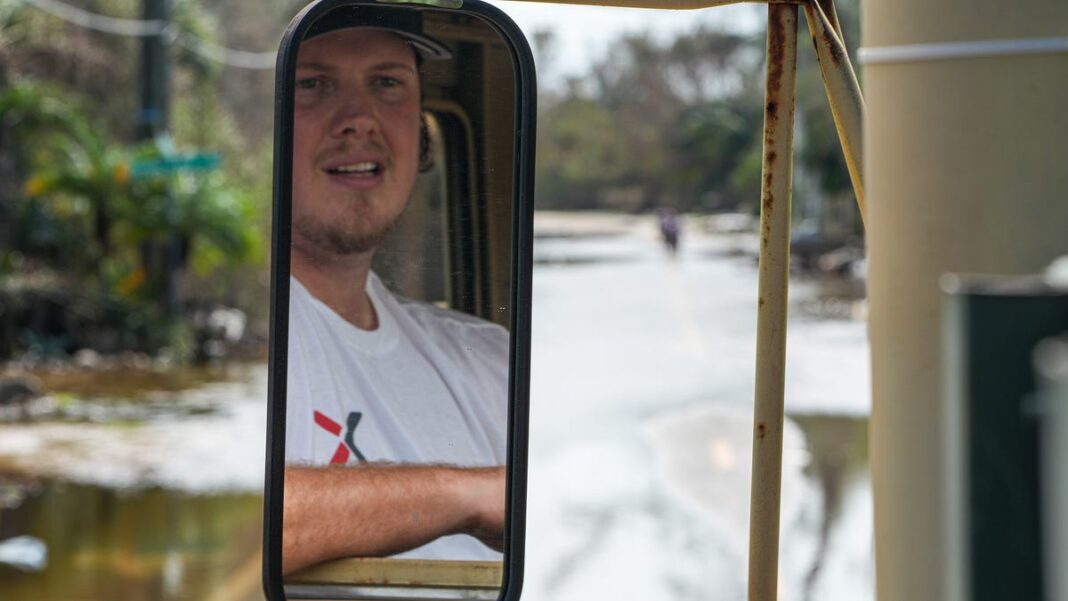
<box><xmin>285</xmin><ymin>302</ymin><xmax>314</xmax><ymax>463</ymax></box>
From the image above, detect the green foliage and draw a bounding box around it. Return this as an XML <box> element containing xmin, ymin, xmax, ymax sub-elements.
<box><xmin>0</xmin><ymin>0</ymin><xmax>282</xmax><ymax>361</ymax></box>
<box><xmin>2</xmin><ymin>80</ymin><xmax>113</xmax><ymax>270</ymax></box>
<box><xmin>173</xmin><ymin>172</ymin><xmax>264</xmax><ymax>276</ymax></box>
<box><xmin>793</xmin><ymin>0</ymin><xmax>863</xmax><ymax>234</ymax></box>
<box><xmin>671</xmin><ymin>100</ymin><xmax>764</xmax><ymax>212</ymax></box>
<box><xmin>536</xmin><ymin>96</ymin><xmax>631</xmax><ymax>209</ymax></box>
<box><xmin>729</xmin><ymin>141</ymin><xmax>765</xmax><ymax>215</ymax></box>
<box><xmin>3</xmin><ymin>82</ymin><xmax>257</xmax><ymax>268</ymax></box>
<box><xmin>0</xmin><ymin>79</ymin><xmax>261</xmax><ymax>359</ymax></box>
<box><xmin>537</xmin><ymin>26</ymin><xmax>766</xmax><ymax>213</ymax></box>
<box><xmin>535</xmin><ymin>3</ymin><xmax>862</xmax><ymax>222</ymax></box>
<box><xmin>795</xmin><ymin>0</ymin><xmax>859</xmax><ymax>194</ymax></box>
<box><xmin>172</xmin><ymin>0</ymin><xmax>224</xmax><ymax>81</ymax></box>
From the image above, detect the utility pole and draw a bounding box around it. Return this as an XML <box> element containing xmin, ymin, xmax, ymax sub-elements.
<box><xmin>137</xmin><ymin>0</ymin><xmax>169</xmax><ymax>141</ymax></box>
<box><xmin>137</xmin><ymin>0</ymin><xmax>179</xmax><ymax>316</ymax></box>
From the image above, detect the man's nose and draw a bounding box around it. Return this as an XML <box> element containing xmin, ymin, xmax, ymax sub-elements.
<box><xmin>331</xmin><ymin>95</ymin><xmax>377</xmax><ymax>138</ymax></box>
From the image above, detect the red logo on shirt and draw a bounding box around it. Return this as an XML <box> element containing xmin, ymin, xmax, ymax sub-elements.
<box><xmin>313</xmin><ymin>410</ymin><xmax>367</xmax><ymax>464</ymax></box>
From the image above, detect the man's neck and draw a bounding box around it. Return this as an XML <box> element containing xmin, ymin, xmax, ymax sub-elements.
<box><xmin>291</xmin><ymin>249</ymin><xmax>379</xmax><ymax>331</ymax></box>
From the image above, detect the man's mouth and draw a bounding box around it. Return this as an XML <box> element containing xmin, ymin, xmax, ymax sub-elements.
<box><xmin>325</xmin><ymin>162</ymin><xmax>382</xmax><ymax>177</ymax></box>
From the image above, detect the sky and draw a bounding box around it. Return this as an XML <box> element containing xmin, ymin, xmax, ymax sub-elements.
<box><xmin>483</xmin><ymin>1</ymin><xmax>764</xmax><ymax>83</ymax></box>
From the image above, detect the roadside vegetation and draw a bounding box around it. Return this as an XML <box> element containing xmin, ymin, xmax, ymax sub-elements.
<box><xmin>0</xmin><ymin>0</ymin><xmax>295</xmax><ymax>363</ymax></box>
<box><xmin>534</xmin><ymin>2</ymin><xmax>860</xmax><ymax>222</ymax></box>
<box><xmin>0</xmin><ymin>0</ymin><xmax>860</xmax><ymax>365</ymax></box>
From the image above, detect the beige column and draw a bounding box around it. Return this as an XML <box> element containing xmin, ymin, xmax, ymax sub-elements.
<box><xmin>862</xmin><ymin>2</ymin><xmax>1068</xmax><ymax>601</ymax></box>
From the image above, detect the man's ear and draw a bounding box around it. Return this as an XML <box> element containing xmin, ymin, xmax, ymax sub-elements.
<box><xmin>418</xmin><ymin>112</ymin><xmax>434</xmax><ymax>173</ymax></box>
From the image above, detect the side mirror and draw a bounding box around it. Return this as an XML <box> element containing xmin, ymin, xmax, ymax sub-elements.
<box><xmin>263</xmin><ymin>2</ymin><xmax>535</xmax><ymax>599</ymax></box>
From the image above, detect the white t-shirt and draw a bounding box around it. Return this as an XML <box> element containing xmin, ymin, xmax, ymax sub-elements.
<box><xmin>286</xmin><ymin>273</ymin><xmax>509</xmax><ymax>560</ymax></box>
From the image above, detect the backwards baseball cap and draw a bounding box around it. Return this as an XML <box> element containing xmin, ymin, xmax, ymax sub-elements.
<box><xmin>304</xmin><ymin>5</ymin><xmax>453</xmax><ymax>60</ymax></box>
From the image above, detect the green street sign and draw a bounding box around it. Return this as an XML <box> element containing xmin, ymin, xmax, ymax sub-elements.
<box><xmin>132</xmin><ymin>152</ymin><xmax>221</xmax><ymax>177</ymax></box>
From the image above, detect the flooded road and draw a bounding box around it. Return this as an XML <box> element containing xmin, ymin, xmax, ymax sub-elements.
<box><xmin>0</xmin><ymin>212</ymin><xmax>871</xmax><ymax>600</ymax></box>
<box><xmin>523</xmin><ymin>213</ymin><xmax>872</xmax><ymax>601</ymax></box>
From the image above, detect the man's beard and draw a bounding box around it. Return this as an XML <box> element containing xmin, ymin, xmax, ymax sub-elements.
<box><xmin>293</xmin><ymin>211</ymin><xmax>396</xmax><ymax>257</ymax></box>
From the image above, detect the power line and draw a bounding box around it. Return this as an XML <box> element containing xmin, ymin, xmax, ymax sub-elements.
<box><xmin>175</xmin><ymin>31</ymin><xmax>276</xmax><ymax>69</ymax></box>
<box><xmin>17</xmin><ymin>0</ymin><xmax>277</xmax><ymax>69</ymax></box>
<box><xmin>20</xmin><ymin>0</ymin><xmax>164</xmax><ymax>36</ymax></box>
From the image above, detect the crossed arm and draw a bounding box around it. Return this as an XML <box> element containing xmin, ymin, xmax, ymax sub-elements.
<box><xmin>282</xmin><ymin>464</ymin><xmax>506</xmax><ymax>575</ymax></box>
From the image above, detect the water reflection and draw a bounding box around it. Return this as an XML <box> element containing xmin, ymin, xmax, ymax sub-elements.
<box><xmin>0</xmin><ymin>363</ymin><xmax>266</xmax><ymax>600</ymax></box>
<box><xmin>792</xmin><ymin>415</ymin><xmax>870</xmax><ymax>601</ymax></box>
<box><xmin>0</xmin><ymin>480</ymin><xmax>263</xmax><ymax>601</ymax></box>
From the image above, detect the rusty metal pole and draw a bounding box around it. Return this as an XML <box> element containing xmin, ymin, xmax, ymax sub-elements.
<box><xmin>747</xmin><ymin>5</ymin><xmax>797</xmax><ymax>601</ymax></box>
<box><xmin>815</xmin><ymin>0</ymin><xmax>843</xmax><ymax>39</ymax></box>
<box><xmin>802</xmin><ymin>0</ymin><xmax>866</xmax><ymax>224</ymax></box>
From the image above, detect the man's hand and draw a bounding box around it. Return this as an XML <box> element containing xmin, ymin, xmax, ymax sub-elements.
<box><xmin>283</xmin><ymin>464</ymin><xmax>506</xmax><ymax>575</ymax></box>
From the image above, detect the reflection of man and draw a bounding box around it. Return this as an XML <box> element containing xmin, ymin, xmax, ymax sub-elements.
<box><xmin>283</xmin><ymin>9</ymin><xmax>507</xmax><ymax>575</ymax></box>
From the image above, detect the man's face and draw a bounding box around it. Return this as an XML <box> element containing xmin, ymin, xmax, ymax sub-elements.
<box><xmin>292</xmin><ymin>28</ymin><xmax>421</xmax><ymax>258</ymax></box>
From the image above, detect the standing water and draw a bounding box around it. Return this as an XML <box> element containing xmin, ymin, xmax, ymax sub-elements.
<box><xmin>523</xmin><ymin>212</ymin><xmax>872</xmax><ymax>601</ymax></box>
<box><xmin>0</xmin><ymin>364</ymin><xmax>268</xmax><ymax>601</ymax></box>
<box><xmin>0</xmin><ymin>212</ymin><xmax>871</xmax><ymax>600</ymax></box>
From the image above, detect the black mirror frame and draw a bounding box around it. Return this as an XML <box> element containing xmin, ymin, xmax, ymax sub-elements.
<box><xmin>262</xmin><ymin>1</ymin><xmax>536</xmax><ymax>599</ymax></box>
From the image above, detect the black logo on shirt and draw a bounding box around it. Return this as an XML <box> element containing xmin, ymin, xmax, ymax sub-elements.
<box><xmin>344</xmin><ymin>411</ymin><xmax>367</xmax><ymax>462</ymax></box>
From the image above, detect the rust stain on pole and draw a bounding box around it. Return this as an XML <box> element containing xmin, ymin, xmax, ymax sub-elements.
<box><xmin>748</xmin><ymin>5</ymin><xmax>798</xmax><ymax>601</ymax></box>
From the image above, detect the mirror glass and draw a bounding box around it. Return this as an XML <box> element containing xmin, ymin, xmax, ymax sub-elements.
<box><xmin>273</xmin><ymin>2</ymin><xmax>528</xmax><ymax>600</ymax></box>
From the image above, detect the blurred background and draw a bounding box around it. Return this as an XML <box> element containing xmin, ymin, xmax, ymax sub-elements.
<box><xmin>0</xmin><ymin>1</ymin><xmax>869</xmax><ymax>599</ymax></box>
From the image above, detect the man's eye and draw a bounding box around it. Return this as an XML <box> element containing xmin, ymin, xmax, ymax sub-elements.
<box><xmin>296</xmin><ymin>77</ymin><xmax>323</xmax><ymax>91</ymax></box>
<box><xmin>375</xmin><ymin>76</ymin><xmax>403</xmax><ymax>88</ymax></box>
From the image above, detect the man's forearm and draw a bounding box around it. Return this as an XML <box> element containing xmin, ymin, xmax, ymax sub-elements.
<box><xmin>282</xmin><ymin>464</ymin><xmax>503</xmax><ymax>575</ymax></box>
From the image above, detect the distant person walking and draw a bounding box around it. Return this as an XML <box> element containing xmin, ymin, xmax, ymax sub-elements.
<box><xmin>657</xmin><ymin>207</ymin><xmax>681</xmax><ymax>257</ymax></box>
